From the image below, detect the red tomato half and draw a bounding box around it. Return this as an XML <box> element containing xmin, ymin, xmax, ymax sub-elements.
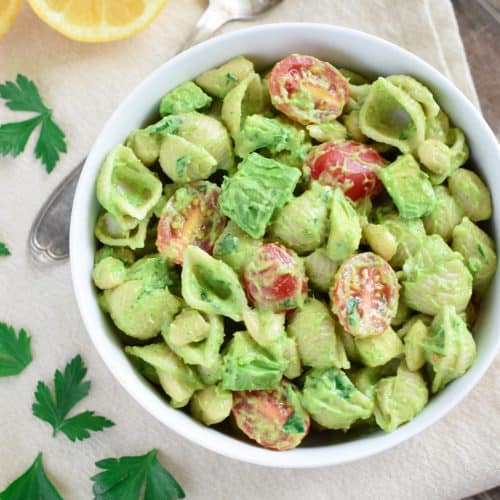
<box><xmin>232</xmin><ymin>382</ymin><xmax>310</xmax><ymax>451</ymax></box>
<box><xmin>332</xmin><ymin>252</ymin><xmax>399</xmax><ymax>337</ymax></box>
<box><xmin>268</xmin><ymin>54</ymin><xmax>349</xmax><ymax>125</ymax></box>
<box><xmin>304</xmin><ymin>141</ymin><xmax>386</xmax><ymax>201</ymax></box>
<box><xmin>243</xmin><ymin>243</ymin><xmax>307</xmax><ymax>312</ymax></box>
<box><xmin>156</xmin><ymin>181</ymin><xmax>226</xmax><ymax>264</ymax></box>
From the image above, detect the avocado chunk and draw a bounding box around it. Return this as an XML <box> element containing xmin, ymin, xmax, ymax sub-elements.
<box><xmin>301</xmin><ymin>368</ymin><xmax>373</xmax><ymax>430</ymax></box>
<box><xmin>378</xmin><ymin>154</ymin><xmax>436</xmax><ymax>219</ymax></box>
<box><xmin>374</xmin><ymin>361</ymin><xmax>428</xmax><ymax>432</ymax></box>
<box><xmin>195</xmin><ymin>56</ymin><xmax>255</xmax><ymax>98</ymax></box>
<box><xmin>160</xmin><ymin>81</ymin><xmax>212</xmax><ymax>116</ymax></box>
<box><xmin>221</xmin><ymin>331</ymin><xmax>284</xmax><ymax>391</ymax></box>
<box><xmin>219</xmin><ymin>153</ymin><xmax>301</xmax><ymax>238</ymax></box>
<box><xmin>181</xmin><ymin>246</ymin><xmax>248</xmax><ymax>322</ymax></box>
<box><xmin>359</xmin><ymin>77</ymin><xmax>426</xmax><ymax>153</ymax></box>
<box><xmin>423</xmin><ymin>305</ymin><xmax>476</xmax><ymax>393</ymax></box>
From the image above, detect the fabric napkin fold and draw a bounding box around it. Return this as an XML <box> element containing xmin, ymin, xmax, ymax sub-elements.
<box><xmin>0</xmin><ymin>1</ymin><xmax>497</xmax><ymax>499</ymax></box>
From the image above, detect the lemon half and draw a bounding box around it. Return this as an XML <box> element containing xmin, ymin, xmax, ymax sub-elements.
<box><xmin>0</xmin><ymin>0</ymin><xmax>22</xmax><ymax>37</ymax></box>
<box><xmin>27</xmin><ymin>0</ymin><xmax>169</xmax><ymax>42</ymax></box>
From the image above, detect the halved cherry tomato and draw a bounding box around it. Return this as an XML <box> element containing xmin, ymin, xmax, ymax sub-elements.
<box><xmin>243</xmin><ymin>243</ymin><xmax>307</xmax><ymax>312</ymax></box>
<box><xmin>268</xmin><ymin>54</ymin><xmax>349</xmax><ymax>125</ymax></box>
<box><xmin>331</xmin><ymin>252</ymin><xmax>399</xmax><ymax>337</ymax></box>
<box><xmin>304</xmin><ymin>141</ymin><xmax>386</xmax><ymax>201</ymax></box>
<box><xmin>156</xmin><ymin>181</ymin><xmax>226</xmax><ymax>264</ymax></box>
<box><xmin>232</xmin><ymin>382</ymin><xmax>310</xmax><ymax>451</ymax></box>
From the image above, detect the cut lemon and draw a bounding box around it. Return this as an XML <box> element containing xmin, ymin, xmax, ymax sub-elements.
<box><xmin>27</xmin><ymin>0</ymin><xmax>169</xmax><ymax>42</ymax></box>
<box><xmin>0</xmin><ymin>0</ymin><xmax>22</xmax><ymax>37</ymax></box>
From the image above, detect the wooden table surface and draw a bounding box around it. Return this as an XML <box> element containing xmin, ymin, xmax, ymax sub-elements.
<box><xmin>454</xmin><ymin>3</ymin><xmax>499</xmax><ymax>499</ymax></box>
<box><xmin>454</xmin><ymin>2</ymin><xmax>500</xmax><ymax>496</ymax></box>
<box><xmin>454</xmin><ymin>0</ymin><xmax>500</xmax><ymax>136</ymax></box>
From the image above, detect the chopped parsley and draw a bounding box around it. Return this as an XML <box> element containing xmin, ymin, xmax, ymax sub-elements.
<box><xmin>283</xmin><ymin>412</ymin><xmax>305</xmax><ymax>434</ymax></box>
<box><xmin>215</xmin><ymin>233</ymin><xmax>237</xmax><ymax>256</ymax></box>
<box><xmin>225</xmin><ymin>72</ymin><xmax>239</xmax><ymax>83</ymax></box>
<box><xmin>398</xmin><ymin>121</ymin><xmax>416</xmax><ymax>140</ymax></box>
<box><xmin>175</xmin><ymin>155</ymin><xmax>190</xmax><ymax>177</ymax></box>
<box><xmin>477</xmin><ymin>243</ymin><xmax>486</xmax><ymax>259</ymax></box>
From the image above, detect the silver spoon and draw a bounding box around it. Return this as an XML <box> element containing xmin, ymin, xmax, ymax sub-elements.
<box><xmin>28</xmin><ymin>0</ymin><xmax>283</xmax><ymax>263</ymax></box>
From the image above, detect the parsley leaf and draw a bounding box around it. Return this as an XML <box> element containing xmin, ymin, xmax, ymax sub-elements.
<box><xmin>0</xmin><ymin>242</ymin><xmax>10</xmax><ymax>256</ymax></box>
<box><xmin>0</xmin><ymin>453</ymin><xmax>62</xmax><ymax>500</ymax></box>
<box><xmin>283</xmin><ymin>412</ymin><xmax>305</xmax><ymax>434</ymax></box>
<box><xmin>0</xmin><ymin>74</ymin><xmax>67</xmax><ymax>172</ymax></box>
<box><xmin>32</xmin><ymin>354</ymin><xmax>114</xmax><ymax>441</ymax></box>
<box><xmin>92</xmin><ymin>449</ymin><xmax>185</xmax><ymax>500</ymax></box>
<box><xmin>0</xmin><ymin>323</ymin><xmax>32</xmax><ymax>377</ymax></box>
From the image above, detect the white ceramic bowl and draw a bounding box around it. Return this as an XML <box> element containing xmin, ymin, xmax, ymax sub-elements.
<box><xmin>70</xmin><ymin>23</ymin><xmax>500</xmax><ymax>468</ymax></box>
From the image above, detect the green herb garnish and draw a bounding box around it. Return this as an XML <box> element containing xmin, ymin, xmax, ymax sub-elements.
<box><xmin>0</xmin><ymin>322</ymin><xmax>32</xmax><ymax>377</ymax></box>
<box><xmin>0</xmin><ymin>453</ymin><xmax>62</xmax><ymax>500</ymax></box>
<box><xmin>283</xmin><ymin>412</ymin><xmax>305</xmax><ymax>434</ymax></box>
<box><xmin>32</xmin><ymin>354</ymin><xmax>114</xmax><ymax>441</ymax></box>
<box><xmin>215</xmin><ymin>233</ymin><xmax>237</xmax><ymax>256</ymax></box>
<box><xmin>398</xmin><ymin>121</ymin><xmax>416</xmax><ymax>140</ymax></box>
<box><xmin>0</xmin><ymin>74</ymin><xmax>67</xmax><ymax>173</ymax></box>
<box><xmin>0</xmin><ymin>242</ymin><xmax>10</xmax><ymax>256</ymax></box>
<box><xmin>175</xmin><ymin>155</ymin><xmax>190</xmax><ymax>177</ymax></box>
<box><xmin>91</xmin><ymin>449</ymin><xmax>185</xmax><ymax>500</ymax></box>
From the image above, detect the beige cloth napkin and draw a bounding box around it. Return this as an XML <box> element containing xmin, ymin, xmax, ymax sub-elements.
<box><xmin>0</xmin><ymin>1</ymin><xmax>497</xmax><ymax>499</ymax></box>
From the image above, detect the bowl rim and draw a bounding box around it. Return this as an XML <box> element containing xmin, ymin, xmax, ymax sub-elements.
<box><xmin>70</xmin><ymin>22</ymin><xmax>500</xmax><ymax>468</ymax></box>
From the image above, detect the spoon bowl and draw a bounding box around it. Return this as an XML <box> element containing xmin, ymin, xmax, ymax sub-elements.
<box><xmin>210</xmin><ymin>0</ymin><xmax>283</xmax><ymax>19</ymax></box>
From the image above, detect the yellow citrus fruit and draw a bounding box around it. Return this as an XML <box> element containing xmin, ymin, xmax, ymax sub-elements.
<box><xmin>27</xmin><ymin>0</ymin><xmax>169</xmax><ymax>42</ymax></box>
<box><xmin>0</xmin><ymin>0</ymin><xmax>23</xmax><ymax>37</ymax></box>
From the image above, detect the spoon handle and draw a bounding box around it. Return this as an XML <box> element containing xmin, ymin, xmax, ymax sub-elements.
<box><xmin>179</xmin><ymin>4</ymin><xmax>231</xmax><ymax>51</ymax></box>
<box><xmin>28</xmin><ymin>160</ymin><xmax>84</xmax><ymax>263</ymax></box>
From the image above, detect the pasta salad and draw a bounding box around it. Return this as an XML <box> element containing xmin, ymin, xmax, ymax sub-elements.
<box><xmin>91</xmin><ymin>54</ymin><xmax>496</xmax><ymax>450</ymax></box>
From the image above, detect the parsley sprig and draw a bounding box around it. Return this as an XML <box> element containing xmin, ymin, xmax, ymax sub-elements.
<box><xmin>32</xmin><ymin>354</ymin><xmax>115</xmax><ymax>441</ymax></box>
<box><xmin>0</xmin><ymin>453</ymin><xmax>62</xmax><ymax>500</ymax></box>
<box><xmin>92</xmin><ymin>449</ymin><xmax>185</xmax><ymax>500</ymax></box>
<box><xmin>0</xmin><ymin>242</ymin><xmax>10</xmax><ymax>256</ymax></box>
<box><xmin>0</xmin><ymin>74</ymin><xmax>67</xmax><ymax>172</ymax></box>
<box><xmin>0</xmin><ymin>322</ymin><xmax>32</xmax><ymax>377</ymax></box>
